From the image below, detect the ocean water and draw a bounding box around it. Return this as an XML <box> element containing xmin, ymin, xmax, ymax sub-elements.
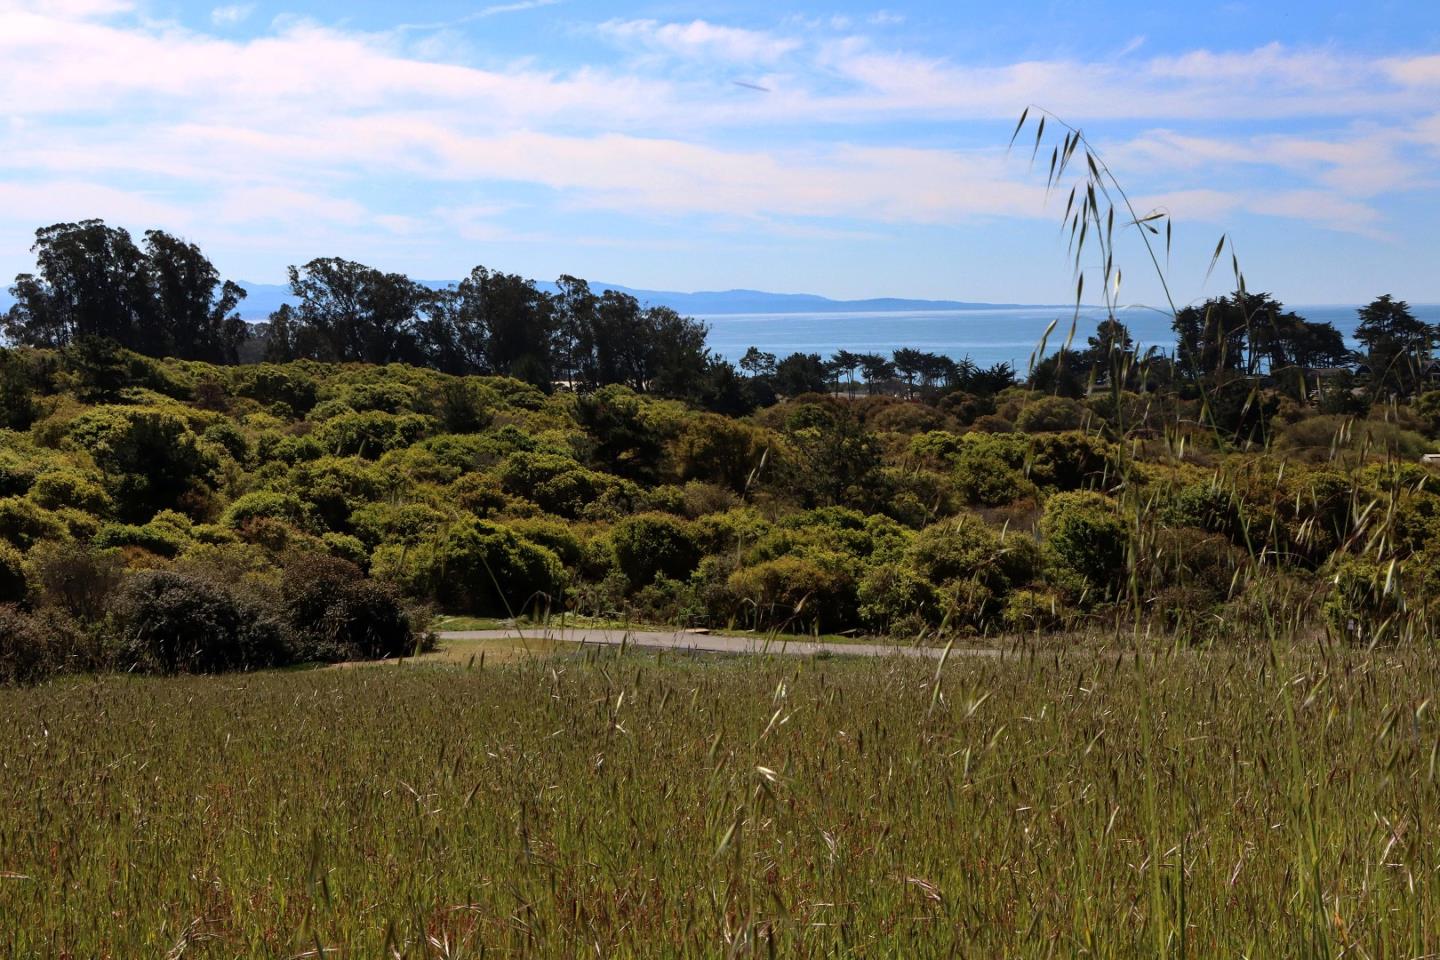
<box><xmin>699</xmin><ymin>304</ymin><xmax>1440</xmax><ymax>372</ymax></box>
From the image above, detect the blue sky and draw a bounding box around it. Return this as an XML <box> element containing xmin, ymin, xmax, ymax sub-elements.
<box><xmin>2</xmin><ymin>0</ymin><xmax>1439</xmax><ymax>305</ymax></box>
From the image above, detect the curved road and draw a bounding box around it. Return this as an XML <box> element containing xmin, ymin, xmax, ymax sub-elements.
<box><xmin>437</xmin><ymin>627</ymin><xmax>1001</xmax><ymax>660</ymax></box>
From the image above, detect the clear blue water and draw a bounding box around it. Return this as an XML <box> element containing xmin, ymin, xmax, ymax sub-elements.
<box><xmin>699</xmin><ymin>304</ymin><xmax>1440</xmax><ymax>371</ymax></box>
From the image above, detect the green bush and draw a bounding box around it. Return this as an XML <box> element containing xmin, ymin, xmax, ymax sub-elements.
<box><xmin>93</xmin><ymin>522</ymin><xmax>187</xmax><ymax>558</ymax></box>
<box><xmin>726</xmin><ymin>552</ymin><xmax>857</xmax><ymax>632</ymax></box>
<box><xmin>1015</xmin><ymin>395</ymin><xmax>1086</xmax><ymax>433</ymax></box>
<box><xmin>447</xmin><ymin>473</ymin><xmax>510</xmax><ymax>516</ymax></box>
<box><xmin>201</xmin><ymin>421</ymin><xmax>249</xmax><ymax>462</ymax></box>
<box><xmin>0</xmin><ymin>606</ymin><xmax>59</xmax><ymax>684</ymax></box>
<box><xmin>952</xmin><ymin>438</ymin><xmax>1038</xmax><ymax>506</ymax></box>
<box><xmin>857</xmin><ymin>564</ymin><xmax>936</xmax><ymax>634</ymax></box>
<box><xmin>113</xmin><ymin>570</ymin><xmax>289</xmax><ymax>674</ymax></box>
<box><xmin>0</xmin><ymin>543</ymin><xmax>25</xmax><ymax>604</ymax></box>
<box><xmin>507</xmin><ymin>518</ymin><xmax>585</xmax><ymax>567</ymax></box>
<box><xmin>337</xmin><ymin>381</ymin><xmax>419</xmax><ymax>414</ymax></box>
<box><xmin>497</xmin><ymin>452</ymin><xmax>632</xmax><ymax>519</ymax></box>
<box><xmin>349</xmin><ymin>501</ymin><xmax>446</xmax><ymax>548</ymax></box>
<box><xmin>1039</xmin><ymin>492</ymin><xmax>1130</xmax><ymax>602</ymax></box>
<box><xmin>674</xmin><ymin>415</ymin><xmax>772</xmax><ymax>490</ymax></box>
<box><xmin>380</xmin><ymin>518</ymin><xmax>565</xmax><ymax>616</ymax></box>
<box><xmin>286</xmin><ymin>457</ymin><xmax>387</xmax><ymax>531</ymax></box>
<box><xmin>24</xmin><ymin>541</ymin><xmax>123</xmax><ymax>621</ymax></box>
<box><xmin>909</xmin><ymin>516</ymin><xmax>1039</xmax><ymax>594</ymax></box>
<box><xmin>234</xmin><ymin>365</ymin><xmax>318</xmax><ymax>413</ymax></box>
<box><xmin>1323</xmin><ymin>557</ymin><xmax>1404</xmax><ymax>644</ymax></box>
<box><xmin>0</xmin><ymin>497</ymin><xmax>67</xmax><ymax>549</ymax></box>
<box><xmin>322</xmin><ymin>532</ymin><xmax>370</xmax><ymax>568</ymax></box>
<box><xmin>0</xmin><ymin>445</ymin><xmax>44</xmax><ymax>497</ymax></box>
<box><xmin>253</xmin><ymin>431</ymin><xmax>325</xmax><ymax>465</ymax></box>
<box><xmin>281</xmin><ymin>557</ymin><xmax>421</xmax><ymax>661</ymax></box>
<box><xmin>28</xmin><ymin>470</ymin><xmax>113</xmax><ymax>515</ymax></box>
<box><xmin>1027</xmin><ymin>432</ymin><xmax>1116</xmax><ymax>491</ymax></box>
<box><xmin>223</xmin><ymin>491</ymin><xmax>311</xmax><ymax>530</ymax></box>
<box><xmin>66</xmin><ymin>406</ymin><xmax>215</xmax><ymax>520</ymax></box>
<box><xmin>610</xmin><ymin>513</ymin><xmax>699</xmax><ymax>588</ymax></box>
<box><xmin>1001</xmin><ymin>588</ymin><xmax>1068</xmax><ymax>632</ymax></box>
<box><xmin>314</xmin><ymin>411</ymin><xmax>433</xmax><ymax>458</ymax></box>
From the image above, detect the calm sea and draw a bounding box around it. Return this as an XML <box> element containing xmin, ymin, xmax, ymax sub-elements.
<box><xmin>699</xmin><ymin>304</ymin><xmax>1440</xmax><ymax>372</ymax></box>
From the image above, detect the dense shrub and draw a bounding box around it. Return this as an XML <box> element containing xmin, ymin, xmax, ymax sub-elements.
<box><xmin>1323</xmin><ymin>557</ymin><xmax>1403</xmax><ymax>644</ymax></box>
<box><xmin>5</xmin><ymin>340</ymin><xmax>1438</xmax><ymax>654</ymax></box>
<box><xmin>857</xmin><ymin>564</ymin><xmax>936</xmax><ymax>634</ymax></box>
<box><xmin>66</xmin><ymin>406</ymin><xmax>215</xmax><ymax>519</ymax></box>
<box><xmin>287</xmin><ymin>457</ymin><xmax>387</xmax><ymax>530</ymax></box>
<box><xmin>113</xmin><ymin>570</ymin><xmax>289</xmax><ymax>674</ymax></box>
<box><xmin>94</xmin><ymin>521</ymin><xmax>187</xmax><ymax>558</ymax></box>
<box><xmin>1001</xmin><ymin>588</ymin><xmax>1069</xmax><ymax>632</ymax></box>
<box><xmin>24</xmin><ymin>540</ymin><xmax>123</xmax><ymax>620</ymax></box>
<box><xmin>726</xmin><ymin>552</ymin><xmax>857</xmax><ymax>633</ymax></box>
<box><xmin>1015</xmin><ymin>395</ymin><xmax>1086</xmax><ymax>433</ymax></box>
<box><xmin>314</xmin><ymin>411</ymin><xmax>433</xmax><ymax>458</ymax></box>
<box><xmin>900</xmin><ymin>516</ymin><xmax>1042</xmax><ymax>630</ymax></box>
<box><xmin>201</xmin><ymin>420</ymin><xmax>249</xmax><ymax>462</ymax></box>
<box><xmin>234</xmin><ymin>365</ymin><xmax>318</xmax><ymax>413</ymax></box>
<box><xmin>0</xmin><ymin>605</ymin><xmax>59</xmax><ymax>684</ymax></box>
<box><xmin>223</xmin><ymin>491</ymin><xmax>311</xmax><ymax>530</ymax></box>
<box><xmin>281</xmin><ymin>557</ymin><xmax>420</xmax><ymax>661</ymax></box>
<box><xmin>28</xmin><ymin>470</ymin><xmax>113</xmax><ymax>515</ymax></box>
<box><xmin>610</xmin><ymin>513</ymin><xmax>700</xmax><ymax>588</ymax></box>
<box><xmin>952</xmin><ymin>438</ymin><xmax>1037</xmax><ymax>506</ymax></box>
<box><xmin>868</xmin><ymin>402</ymin><xmax>952</xmax><ymax>435</ymax></box>
<box><xmin>674</xmin><ymin>415</ymin><xmax>771</xmax><ymax>490</ymax></box>
<box><xmin>497</xmin><ymin>452</ymin><xmax>632</xmax><ymax>519</ymax></box>
<box><xmin>507</xmin><ymin>518</ymin><xmax>586</xmax><ymax>567</ymax></box>
<box><xmin>0</xmin><ymin>543</ymin><xmax>26</xmax><ymax>604</ymax></box>
<box><xmin>0</xmin><ymin>445</ymin><xmax>44</xmax><ymax>497</ymax></box>
<box><xmin>447</xmin><ymin>473</ymin><xmax>510</xmax><ymax>516</ymax></box>
<box><xmin>1039</xmin><ymin>492</ymin><xmax>1130</xmax><ymax>602</ymax></box>
<box><xmin>349</xmin><ymin>501</ymin><xmax>446</xmax><ymax>548</ymax></box>
<box><xmin>0</xmin><ymin>497</ymin><xmax>67</xmax><ymax>549</ymax></box>
<box><xmin>379</xmin><ymin>518</ymin><xmax>565</xmax><ymax>616</ymax></box>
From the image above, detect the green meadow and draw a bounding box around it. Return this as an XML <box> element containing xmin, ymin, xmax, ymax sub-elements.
<box><xmin>3</xmin><ymin>645</ymin><xmax>1437</xmax><ymax>957</ymax></box>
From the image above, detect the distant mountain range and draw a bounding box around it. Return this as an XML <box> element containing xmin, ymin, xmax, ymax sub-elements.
<box><xmin>227</xmin><ymin>281</ymin><xmax>1035</xmax><ymax>321</ymax></box>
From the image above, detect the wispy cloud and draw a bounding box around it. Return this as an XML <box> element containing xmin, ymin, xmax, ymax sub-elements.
<box><xmin>598</xmin><ymin>19</ymin><xmax>801</xmax><ymax>63</ymax></box>
<box><xmin>210</xmin><ymin>3</ymin><xmax>252</xmax><ymax>26</ymax></box>
<box><xmin>396</xmin><ymin>0</ymin><xmax>561</xmax><ymax>32</ymax></box>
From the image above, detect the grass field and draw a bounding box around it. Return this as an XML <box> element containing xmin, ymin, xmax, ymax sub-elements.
<box><xmin>2</xmin><ymin>645</ymin><xmax>1438</xmax><ymax>957</ymax></box>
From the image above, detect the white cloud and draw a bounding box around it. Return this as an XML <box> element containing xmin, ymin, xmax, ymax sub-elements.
<box><xmin>210</xmin><ymin>4</ymin><xmax>252</xmax><ymax>26</ymax></box>
<box><xmin>598</xmin><ymin>19</ymin><xmax>801</xmax><ymax>63</ymax></box>
<box><xmin>0</xmin><ymin>180</ymin><xmax>190</xmax><ymax>228</ymax></box>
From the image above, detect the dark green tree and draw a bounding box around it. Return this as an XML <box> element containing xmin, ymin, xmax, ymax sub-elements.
<box><xmin>5</xmin><ymin>220</ymin><xmax>151</xmax><ymax>349</ymax></box>
<box><xmin>892</xmin><ymin>348</ymin><xmax>925</xmax><ymax>397</ymax></box>
<box><xmin>739</xmin><ymin>346</ymin><xmax>777</xmax><ymax>378</ymax></box>
<box><xmin>271</xmin><ymin>258</ymin><xmax>426</xmax><ymax>365</ymax></box>
<box><xmin>459</xmin><ymin>266</ymin><xmax>553</xmax><ymax>385</ymax></box>
<box><xmin>857</xmin><ymin>353</ymin><xmax>896</xmax><ymax>393</ymax></box>
<box><xmin>773</xmin><ymin>352</ymin><xmax>828</xmax><ymax>396</ymax></box>
<box><xmin>142</xmin><ymin>230</ymin><xmax>248</xmax><ymax>363</ymax></box>
<box><xmin>1355</xmin><ymin>294</ymin><xmax>1433</xmax><ymax>396</ymax></box>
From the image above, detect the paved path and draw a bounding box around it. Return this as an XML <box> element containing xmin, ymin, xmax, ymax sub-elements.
<box><xmin>437</xmin><ymin>628</ymin><xmax>1003</xmax><ymax>660</ymax></box>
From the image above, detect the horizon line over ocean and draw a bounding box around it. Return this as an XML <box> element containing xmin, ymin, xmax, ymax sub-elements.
<box><xmin>696</xmin><ymin>304</ymin><xmax>1440</xmax><ymax>372</ymax></box>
